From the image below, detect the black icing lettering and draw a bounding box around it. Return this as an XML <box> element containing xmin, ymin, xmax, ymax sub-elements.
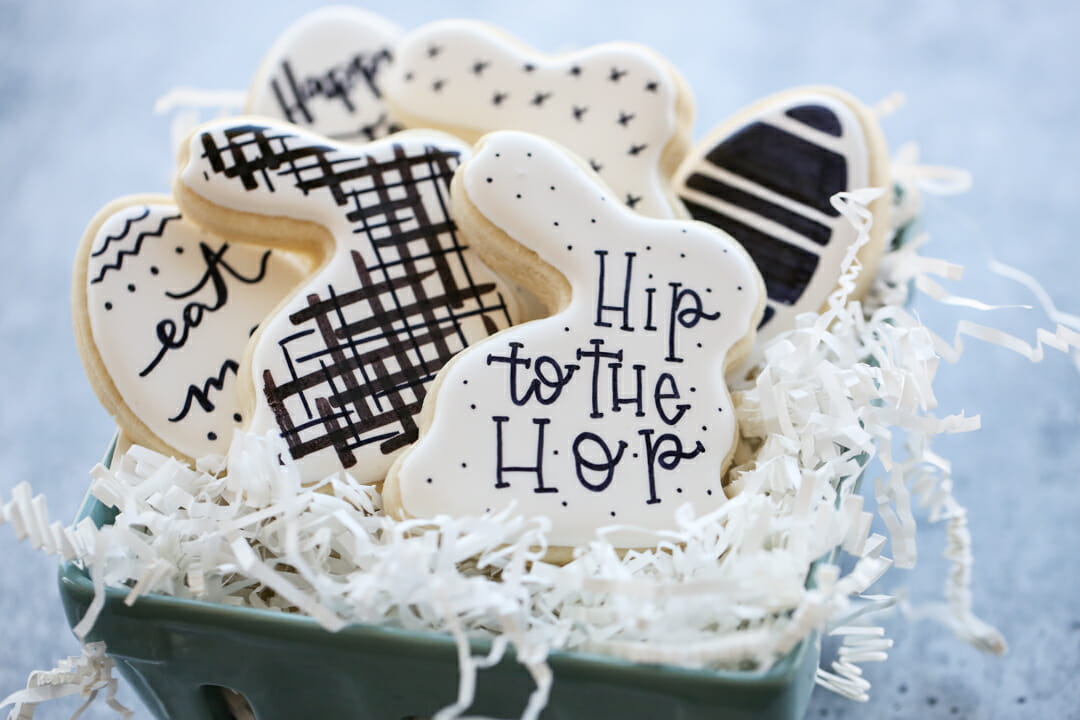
<box><xmin>644</xmin><ymin>287</ymin><xmax>657</xmax><ymax>331</ymax></box>
<box><xmin>269</xmin><ymin>50</ymin><xmax>394</xmax><ymax>126</ymax></box>
<box><xmin>610</xmin><ymin>362</ymin><xmax>646</xmax><ymax>417</ymax></box>
<box><xmin>639</xmin><ymin>429</ymin><xmax>705</xmax><ymax>504</ymax></box>
<box><xmin>487</xmin><ymin>342</ymin><xmax>578</xmax><ymax>406</ymax></box>
<box><xmin>594</xmin><ymin>250</ymin><xmax>635</xmax><ymax>330</ymax></box>
<box><xmin>576</xmin><ymin>338</ymin><xmax>621</xmax><ymax>419</ymax></box>
<box><xmin>572</xmin><ymin>432</ymin><xmax>628</xmax><ymax>492</ymax></box>
<box><xmin>654</xmin><ymin>372</ymin><xmax>690</xmax><ymax>426</ymax></box>
<box><xmin>666</xmin><ymin>283</ymin><xmax>720</xmax><ymax>363</ymax></box>
<box><xmin>493</xmin><ymin>416</ymin><xmax>555</xmax><ymax>493</ymax></box>
<box><xmin>140</xmin><ymin>244</ymin><xmax>272</xmax><ymax>377</ymax></box>
<box><xmin>169</xmin><ymin>359</ymin><xmax>239</xmax><ymax>422</ymax></box>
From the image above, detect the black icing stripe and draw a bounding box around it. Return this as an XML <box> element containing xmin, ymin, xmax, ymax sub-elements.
<box><xmin>682</xmin><ymin>172</ymin><xmax>832</xmax><ymax>246</ymax></box>
<box><xmin>703</xmin><ymin>122</ymin><xmax>847</xmax><ymax>217</ymax></box>
<box><xmin>785</xmin><ymin>104</ymin><xmax>843</xmax><ymax>137</ymax></box>
<box><xmin>758</xmin><ymin>305</ymin><xmax>776</xmax><ymax>329</ymax></box>
<box><xmin>683</xmin><ymin>199</ymin><xmax>818</xmax><ymax>306</ymax></box>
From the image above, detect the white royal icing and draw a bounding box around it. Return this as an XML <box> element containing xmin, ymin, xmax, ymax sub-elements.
<box><xmin>85</xmin><ymin>204</ymin><xmax>304</xmax><ymax>458</ymax></box>
<box><xmin>394</xmin><ymin>131</ymin><xmax>763</xmax><ymax>548</ymax></box>
<box><xmin>676</xmin><ymin>92</ymin><xmax>871</xmax><ymax>346</ymax></box>
<box><xmin>248</xmin><ymin>7</ymin><xmax>402</xmax><ymax>142</ymax></box>
<box><xmin>179</xmin><ymin>121</ymin><xmax>518</xmax><ymax>484</ymax></box>
<box><xmin>384</xmin><ymin>19</ymin><xmax>684</xmax><ymax>219</ymax></box>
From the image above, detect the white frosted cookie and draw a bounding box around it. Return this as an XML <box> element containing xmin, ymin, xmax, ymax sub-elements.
<box><xmin>384</xmin><ymin>131</ymin><xmax>764</xmax><ymax>556</ymax></box>
<box><xmin>73</xmin><ymin>196</ymin><xmax>305</xmax><ymax>461</ymax></box>
<box><xmin>383</xmin><ymin>19</ymin><xmax>693</xmax><ymax>219</ymax></box>
<box><xmin>247</xmin><ymin>7</ymin><xmax>402</xmax><ymax>142</ymax></box>
<box><xmin>674</xmin><ymin>87</ymin><xmax>891</xmax><ymax>347</ymax></box>
<box><xmin>174</xmin><ymin>119</ymin><xmax>519</xmax><ymax>484</ymax></box>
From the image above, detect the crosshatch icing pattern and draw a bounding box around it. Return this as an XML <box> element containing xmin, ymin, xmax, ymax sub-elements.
<box><xmin>179</xmin><ymin>122</ymin><xmax>516</xmax><ymax>483</ymax></box>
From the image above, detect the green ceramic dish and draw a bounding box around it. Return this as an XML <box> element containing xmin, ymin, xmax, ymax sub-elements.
<box><xmin>57</xmin><ymin>440</ymin><xmax>822</xmax><ymax>720</ymax></box>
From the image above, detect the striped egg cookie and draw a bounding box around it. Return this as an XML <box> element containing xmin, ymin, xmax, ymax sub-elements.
<box><xmin>675</xmin><ymin>87</ymin><xmax>890</xmax><ymax>347</ymax></box>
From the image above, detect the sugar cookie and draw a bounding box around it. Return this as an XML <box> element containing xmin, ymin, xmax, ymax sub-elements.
<box><xmin>384</xmin><ymin>131</ymin><xmax>764</xmax><ymax>553</ymax></box>
<box><xmin>674</xmin><ymin>87</ymin><xmax>890</xmax><ymax>346</ymax></box>
<box><xmin>383</xmin><ymin>19</ymin><xmax>693</xmax><ymax>219</ymax></box>
<box><xmin>247</xmin><ymin>7</ymin><xmax>403</xmax><ymax>142</ymax></box>
<box><xmin>174</xmin><ymin>120</ymin><xmax>519</xmax><ymax>484</ymax></box>
<box><xmin>73</xmin><ymin>197</ymin><xmax>305</xmax><ymax>461</ymax></box>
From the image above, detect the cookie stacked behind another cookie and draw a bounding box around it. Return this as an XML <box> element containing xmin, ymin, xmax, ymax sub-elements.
<box><xmin>73</xmin><ymin>9</ymin><xmax>893</xmax><ymax>552</ymax></box>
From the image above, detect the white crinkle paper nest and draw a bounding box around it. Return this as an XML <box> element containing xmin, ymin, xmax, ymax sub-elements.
<box><xmin>8</xmin><ymin>153</ymin><xmax>1080</xmax><ymax>719</ymax></box>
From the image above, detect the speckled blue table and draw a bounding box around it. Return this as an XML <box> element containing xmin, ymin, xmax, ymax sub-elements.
<box><xmin>1</xmin><ymin>2</ymin><xmax>1077</xmax><ymax>718</ymax></box>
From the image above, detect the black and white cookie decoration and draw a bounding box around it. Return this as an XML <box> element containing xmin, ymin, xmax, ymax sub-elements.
<box><xmin>73</xmin><ymin>198</ymin><xmax>304</xmax><ymax>460</ymax></box>
<box><xmin>385</xmin><ymin>131</ymin><xmax>765</xmax><ymax>552</ymax></box>
<box><xmin>247</xmin><ymin>7</ymin><xmax>402</xmax><ymax>142</ymax></box>
<box><xmin>383</xmin><ymin>19</ymin><xmax>694</xmax><ymax>219</ymax></box>
<box><xmin>674</xmin><ymin>87</ymin><xmax>891</xmax><ymax>346</ymax></box>
<box><xmin>175</xmin><ymin>120</ymin><xmax>518</xmax><ymax>484</ymax></box>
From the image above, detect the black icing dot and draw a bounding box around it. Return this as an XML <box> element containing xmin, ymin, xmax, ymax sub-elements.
<box><xmin>610</xmin><ymin>511</ymin><xmax>616</xmax><ymax>517</ymax></box>
<box><xmin>676</xmin><ymin>488</ymin><xmax>683</xmax><ymax>494</ymax></box>
<box><xmin>647</xmin><ymin>273</ymin><xmax>653</xmax><ymax>280</ymax></box>
<box><xmin>590</xmin><ymin>218</ymin><xmax>596</xmax><ymax>223</ymax></box>
<box><xmin>207</xmin><ymin>431</ymin><xmax>217</xmax><ymax>441</ymax></box>
<box><xmin>696</xmin><ymin>342</ymin><xmax>702</xmax><ymax>348</ymax></box>
<box><xmin>706</xmin><ymin>288</ymin><xmax>712</xmax><ymax>293</ymax></box>
<box><xmin>717</xmin><ymin>407</ymin><xmax>723</xmax><ymax>412</ymax></box>
<box><xmin>516</xmin><ymin>193</ymin><xmax>522</xmax><ymax>199</ymax></box>
<box><xmin>461</xmin><ymin>462</ymin><xmax>467</xmax><ymax>468</ymax></box>
<box><xmin>404</xmin><ymin>71</ymin><xmax>414</xmax><ymax>82</ymax></box>
<box><xmin>706</xmin><ymin>489</ymin><xmax>713</xmax><ymax>496</ymax></box>
<box><xmin>566</xmin><ymin>245</ymin><xmax>573</xmax><ymax>251</ymax></box>
<box><xmin>523</xmin><ymin>62</ymin><xmax>536</xmax><ymax>72</ymax></box>
<box><xmin>737</xmin><ymin>285</ymin><xmax>743</xmax><ymax>291</ymax></box>
<box><xmin>632</xmin><ymin>452</ymin><xmax>638</xmax><ymax>458</ymax></box>
<box><xmin>233</xmin><ymin>413</ymin><xmax>242</xmax><ymax>423</ymax></box>
<box><xmin>526</xmin><ymin>152</ymin><xmax>532</xmax><ymax>157</ymax></box>
<box><xmin>494</xmin><ymin>152</ymin><xmax>501</xmax><ymax>157</ymax></box>
<box><xmin>463</xmin><ymin>379</ymin><xmax>468</xmax><ymax>385</ymax></box>
<box><xmin>127</xmin><ymin>283</ymin><xmax>136</xmax><ymax>292</ymax></box>
<box><xmin>426</xmin><ymin>477</ymin><xmax>433</xmax><ymax>484</ymax></box>
<box><xmin>723</xmin><ymin>248</ymin><xmax>728</xmax><ymax>253</ymax></box>
<box><xmin>564</xmin><ymin>326</ymin><xmax>570</xmax><ymax>332</ymax></box>
<box><xmin>550</xmin><ymin>185</ymin><xmax>556</xmax><ymax>191</ymax></box>
<box><xmin>486</xmin><ymin>177</ymin><xmax>493</xmax><ymax>183</ymax></box>
<box><xmin>150</xmin><ymin>266</ymin><xmax>159</xmax><ymax>275</ymax></box>
<box><xmin>645</xmin><ymin>245</ymin><xmax>652</xmax><ymax>251</ymax></box>
<box><xmin>680</xmin><ymin>253</ymin><xmax>685</xmax><ymax>258</ymax></box>
<box><xmin>104</xmin><ymin>301</ymin><xmax>113</xmax><ymax>311</ymax></box>
<box><xmin>701</xmin><ymin>426</ymin><xmax>707</xmax><ymax>432</ymax></box>
<box><xmin>561</xmin><ymin>500</ymin><xmax>568</xmax><ymax>506</ymax></box>
<box><xmin>553</xmin><ymin>449</ymin><xmax>559</xmax><ymax>455</ymax></box>
<box><xmin>470</xmin><ymin>403</ymin><xmax>476</xmax><ymax>410</ymax></box>
<box><xmin>690</xmin><ymin>387</ymin><xmax>697</xmax><ymax>393</ymax></box>
<box><xmin>553</xmin><ymin>221</ymin><xmax>559</xmax><ymax>227</ymax></box>
<box><xmin>175</xmin><ymin>246</ymin><xmax>183</xmax><ymax>254</ymax></box>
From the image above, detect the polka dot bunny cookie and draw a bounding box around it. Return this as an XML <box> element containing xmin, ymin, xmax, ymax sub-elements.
<box><xmin>174</xmin><ymin>119</ymin><xmax>518</xmax><ymax>484</ymax></box>
<box><xmin>247</xmin><ymin>7</ymin><xmax>403</xmax><ymax>142</ymax></box>
<box><xmin>73</xmin><ymin>197</ymin><xmax>305</xmax><ymax>461</ymax></box>
<box><xmin>674</xmin><ymin>87</ymin><xmax>891</xmax><ymax>347</ymax></box>
<box><xmin>384</xmin><ymin>131</ymin><xmax>764</xmax><ymax>556</ymax></box>
<box><xmin>383</xmin><ymin>19</ymin><xmax>694</xmax><ymax>219</ymax></box>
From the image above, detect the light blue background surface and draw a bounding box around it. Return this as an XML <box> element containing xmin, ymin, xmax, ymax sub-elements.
<box><xmin>1</xmin><ymin>2</ymin><xmax>1077</xmax><ymax>718</ymax></box>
